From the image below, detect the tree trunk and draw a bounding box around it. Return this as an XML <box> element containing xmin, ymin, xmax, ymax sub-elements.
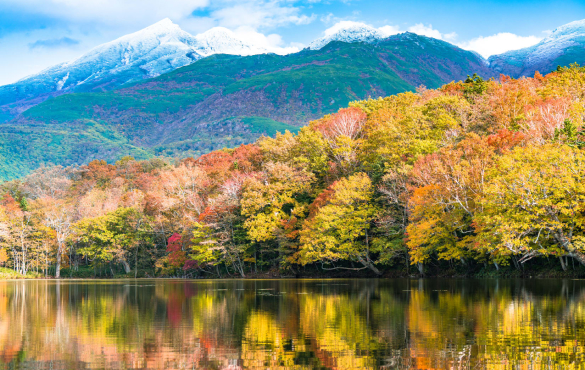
<box><xmin>235</xmin><ymin>260</ymin><xmax>245</xmax><ymax>278</ymax></box>
<box><xmin>417</xmin><ymin>263</ymin><xmax>424</xmax><ymax>276</ymax></box>
<box><xmin>512</xmin><ymin>256</ymin><xmax>518</xmax><ymax>270</ymax></box>
<box><xmin>55</xmin><ymin>248</ymin><xmax>62</xmax><ymax>279</ymax></box>
<box><xmin>357</xmin><ymin>256</ymin><xmax>381</xmax><ymax>275</ymax></box>
<box><xmin>367</xmin><ymin>262</ymin><xmax>382</xmax><ymax>275</ymax></box>
<box><xmin>560</xmin><ymin>256</ymin><xmax>567</xmax><ymax>271</ymax></box>
<box><xmin>568</xmin><ymin>251</ymin><xmax>585</xmax><ymax>267</ymax></box>
<box><xmin>21</xmin><ymin>238</ymin><xmax>27</xmax><ymax>275</ymax></box>
<box><xmin>120</xmin><ymin>259</ymin><xmax>131</xmax><ymax>274</ymax></box>
<box><xmin>135</xmin><ymin>244</ymin><xmax>139</xmax><ymax>278</ymax></box>
<box><xmin>556</xmin><ymin>233</ymin><xmax>585</xmax><ymax>267</ymax></box>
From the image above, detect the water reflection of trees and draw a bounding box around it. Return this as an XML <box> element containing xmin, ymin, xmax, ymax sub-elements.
<box><xmin>1</xmin><ymin>280</ymin><xmax>585</xmax><ymax>369</ymax></box>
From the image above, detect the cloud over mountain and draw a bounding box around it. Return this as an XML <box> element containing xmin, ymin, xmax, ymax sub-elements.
<box><xmin>458</xmin><ymin>33</ymin><xmax>542</xmax><ymax>58</ymax></box>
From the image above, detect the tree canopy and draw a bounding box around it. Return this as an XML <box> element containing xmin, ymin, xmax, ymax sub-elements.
<box><xmin>3</xmin><ymin>66</ymin><xmax>585</xmax><ymax>277</ymax></box>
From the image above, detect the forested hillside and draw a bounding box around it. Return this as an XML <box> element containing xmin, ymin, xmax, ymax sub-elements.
<box><xmin>2</xmin><ymin>66</ymin><xmax>585</xmax><ymax>279</ymax></box>
<box><xmin>0</xmin><ymin>33</ymin><xmax>493</xmax><ymax>180</ymax></box>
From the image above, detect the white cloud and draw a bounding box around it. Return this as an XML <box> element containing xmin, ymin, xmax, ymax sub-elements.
<box><xmin>193</xmin><ymin>1</ymin><xmax>315</xmax><ymax>56</ymax></box>
<box><xmin>318</xmin><ymin>20</ymin><xmax>458</xmax><ymax>42</ymax></box>
<box><xmin>319</xmin><ymin>19</ymin><xmax>540</xmax><ymax>58</ymax></box>
<box><xmin>1</xmin><ymin>0</ymin><xmax>209</xmax><ymax>29</ymax></box>
<box><xmin>288</xmin><ymin>41</ymin><xmax>306</xmax><ymax>49</ymax></box>
<box><xmin>0</xmin><ymin>1</ymin><xmax>550</xmax><ymax>85</ymax></box>
<box><xmin>234</xmin><ymin>26</ymin><xmax>302</xmax><ymax>55</ymax></box>
<box><xmin>0</xmin><ymin>0</ymin><xmax>317</xmax><ymax>83</ymax></box>
<box><xmin>443</xmin><ymin>32</ymin><xmax>458</xmax><ymax>42</ymax></box>
<box><xmin>407</xmin><ymin>23</ymin><xmax>457</xmax><ymax>41</ymax></box>
<box><xmin>180</xmin><ymin>17</ymin><xmax>217</xmax><ymax>34</ymax></box>
<box><xmin>211</xmin><ymin>2</ymin><xmax>315</xmax><ymax>30</ymax></box>
<box><xmin>458</xmin><ymin>33</ymin><xmax>542</xmax><ymax>58</ymax></box>
<box><xmin>320</xmin><ymin>13</ymin><xmax>340</xmax><ymax>25</ymax></box>
<box><xmin>3</xmin><ymin>0</ymin><xmax>318</xmax><ymax>34</ymax></box>
<box><xmin>378</xmin><ymin>25</ymin><xmax>401</xmax><ymax>37</ymax></box>
<box><xmin>318</xmin><ymin>18</ymin><xmax>463</xmax><ymax>43</ymax></box>
<box><xmin>408</xmin><ymin>23</ymin><xmax>442</xmax><ymax>39</ymax></box>
<box><xmin>319</xmin><ymin>20</ymin><xmax>402</xmax><ymax>38</ymax></box>
<box><xmin>323</xmin><ymin>21</ymin><xmax>365</xmax><ymax>36</ymax></box>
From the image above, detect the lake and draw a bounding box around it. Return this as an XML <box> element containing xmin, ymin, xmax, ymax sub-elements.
<box><xmin>0</xmin><ymin>279</ymin><xmax>583</xmax><ymax>369</ymax></box>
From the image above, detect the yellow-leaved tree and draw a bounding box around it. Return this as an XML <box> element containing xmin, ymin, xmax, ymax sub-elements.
<box><xmin>241</xmin><ymin>162</ymin><xmax>314</xmax><ymax>269</ymax></box>
<box><xmin>299</xmin><ymin>173</ymin><xmax>381</xmax><ymax>274</ymax></box>
<box><xmin>477</xmin><ymin>144</ymin><xmax>585</xmax><ymax>267</ymax></box>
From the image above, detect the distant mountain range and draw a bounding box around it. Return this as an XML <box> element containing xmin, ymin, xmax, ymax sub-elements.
<box><xmin>488</xmin><ymin>19</ymin><xmax>585</xmax><ymax>77</ymax></box>
<box><xmin>0</xmin><ymin>19</ymin><xmax>271</xmax><ymax>121</ymax></box>
<box><xmin>0</xmin><ymin>32</ymin><xmax>493</xmax><ymax>179</ymax></box>
<box><xmin>3</xmin><ymin>18</ymin><xmax>585</xmax><ymax>123</ymax></box>
<box><xmin>1</xmin><ymin>18</ymin><xmax>585</xmax><ymax>179</ymax></box>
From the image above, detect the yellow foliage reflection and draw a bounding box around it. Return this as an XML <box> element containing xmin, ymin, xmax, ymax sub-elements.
<box><xmin>1</xmin><ymin>279</ymin><xmax>585</xmax><ymax>369</ymax></box>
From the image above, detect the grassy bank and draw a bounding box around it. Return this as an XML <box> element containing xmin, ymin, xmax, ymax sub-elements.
<box><xmin>0</xmin><ymin>267</ymin><xmax>42</xmax><ymax>279</ymax></box>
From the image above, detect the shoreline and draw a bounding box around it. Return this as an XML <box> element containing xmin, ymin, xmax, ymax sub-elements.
<box><xmin>3</xmin><ymin>269</ymin><xmax>585</xmax><ymax>280</ymax></box>
<box><xmin>5</xmin><ymin>256</ymin><xmax>585</xmax><ymax>280</ymax></box>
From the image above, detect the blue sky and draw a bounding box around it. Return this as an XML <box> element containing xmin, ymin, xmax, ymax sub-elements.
<box><xmin>0</xmin><ymin>0</ymin><xmax>584</xmax><ymax>85</ymax></box>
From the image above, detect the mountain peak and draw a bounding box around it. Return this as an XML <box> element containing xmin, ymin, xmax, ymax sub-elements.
<box><xmin>488</xmin><ymin>18</ymin><xmax>585</xmax><ymax>77</ymax></box>
<box><xmin>67</xmin><ymin>17</ymin><xmax>195</xmax><ymax>69</ymax></box>
<box><xmin>549</xmin><ymin>19</ymin><xmax>585</xmax><ymax>38</ymax></box>
<box><xmin>308</xmin><ymin>21</ymin><xmax>388</xmax><ymax>50</ymax></box>
<box><xmin>194</xmin><ymin>27</ymin><xmax>270</xmax><ymax>57</ymax></box>
<box><xmin>153</xmin><ymin>17</ymin><xmax>174</xmax><ymax>26</ymax></box>
<box><xmin>116</xmin><ymin>18</ymin><xmax>186</xmax><ymax>42</ymax></box>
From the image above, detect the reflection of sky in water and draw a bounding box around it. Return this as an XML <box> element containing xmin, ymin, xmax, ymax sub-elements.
<box><xmin>0</xmin><ymin>279</ymin><xmax>584</xmax><ymax>369</ymax></box>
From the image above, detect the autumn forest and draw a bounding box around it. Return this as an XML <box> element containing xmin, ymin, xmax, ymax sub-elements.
<box><xmin>2</xmin><ymin>66</ymin><xmax>585</xmax><ymax>279</ymax></box>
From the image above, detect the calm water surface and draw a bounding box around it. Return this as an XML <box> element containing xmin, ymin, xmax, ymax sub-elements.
<box><xmin>0</xmin><ymin>279</ymin><xmax>584</xmax><ymax>369</ymax></box>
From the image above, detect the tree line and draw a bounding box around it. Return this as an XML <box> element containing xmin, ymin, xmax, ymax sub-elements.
<box><xmin>2</xmin><ymin>65</ymin><xmax>585</xmax><ymax>278</ymax></box>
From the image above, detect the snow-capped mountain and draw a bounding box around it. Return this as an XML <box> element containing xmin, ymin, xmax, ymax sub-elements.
<box><xmin>0</xmin><ymin>18</ymin><xmax>269</xmax><ymax>120</ymax></box>
<box><xmin>194</xmin><ymin>27</ymin><xmax>270</xmax><ymax>57</ymax></box>
<box><xmin>488</xmin><ymin>19</ymin><xmax>585</xmax><ymax>77</ymax></box>
<box><xmin>308</xmin><ymin>22</ymin><xmax>390</xmax><ymax>50</ymax></box>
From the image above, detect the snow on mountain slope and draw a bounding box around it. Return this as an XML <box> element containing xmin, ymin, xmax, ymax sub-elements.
<box><xmin>308</xmin><ymin>22</ymin><xmax>390</xmax><ymax>50</ymax></box>
<box><xmin>194</xmin><ymin>27</ymin><xmax>270</xmax><ymax>57</ymax></box>
<box><xmin>488</xmin><ymin>19</ymin><xmax>585</xmax><ymax>77</ymax></box>
<box><xmin>57</xmin><ymin>18</ymin><xmax>200</xmax><ymax>82</ymax></box>
<box><xmin>0</xmin><ymin>19</ymin><xmax>270</xmax><ymax>120</ymax></box>
<box><xmin>3</xmin><ymin>19</ymin><xmax>196</xmax><ymax>97</ymax></box>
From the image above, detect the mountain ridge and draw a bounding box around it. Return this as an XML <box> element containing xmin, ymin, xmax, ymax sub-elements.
<box><xmin>308</xmin><ymin>22</ymin><xmax>389</xmax><ymax>50</ymax></box>
<box><xmin>5</xmin><ymin>17</ymin><xmax>585</xmax><ymax>123</ymax></box>
<box><xmin>0</xmin><ymin>19</ymin><xmax>270</xmax><ymax>121</ymax></box>
<box><xmin>0</xmin><ymin>33</ymin><xmax>495</xmax><ymax>179</ymax></box>
<box><xmin>3</xmin><ymin>19</ymin><xmax>585</xmax><ymax>179</ymax></box>
<box><xmin>488</xmin><ymin>19</ymin><xmax>585</xmax><ymax>77</ymax></box>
